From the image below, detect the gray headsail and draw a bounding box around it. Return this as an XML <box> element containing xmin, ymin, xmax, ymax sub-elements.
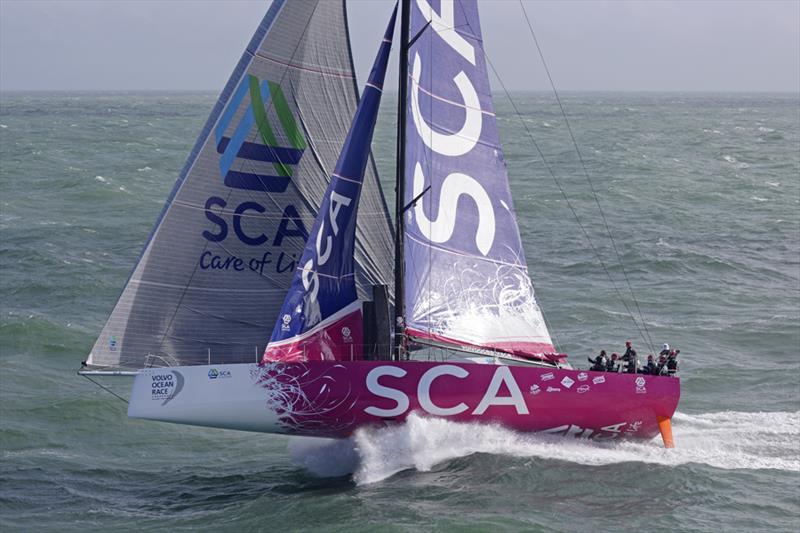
<box><xmin>87</xmin><ymin>0</ymin><xmax>394</xmax><ymax>369</ymax></box>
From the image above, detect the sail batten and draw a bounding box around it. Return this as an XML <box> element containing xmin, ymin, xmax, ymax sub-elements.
<box><xmin>87</xmin><ymin>0</ymin><xmax>394</xmax><ymax>369</ymax></box>
<box><xmin>402</xmin><ymin>0</ymin><xmax>554</xmax><ymax>358</ymax></box>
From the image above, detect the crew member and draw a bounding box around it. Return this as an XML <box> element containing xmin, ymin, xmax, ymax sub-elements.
<box><xmin>660</xmin><ymin>343</ymin><xmax>671</xmax><ymax>357</ymax></box>
<box><xmin>641</xmin><ymin>354</ymin><xmax>657</xmax><ymax>375</ymax></box>
<box><xmin>657</xmin><ymin>355</ymin><xmax>668</xmax><ymax>375</ymax></box>
<box><xmin>588</xmin><ymin>350</ymin><xmax>608</xmax><ymax>371</ymax></box>
<box><xmin>606</xmin><ymin>353</ymin><xmax>619</xmax><ymax>372</ymax></box>
<box><xmin>667</xmin><ymin>350</ymin><xmax>679</xmax><ymax>377</ymax></box>
<box><xmin>621</xmin><ymin>341</ymin><xmax>637</xmax><ymax>373</ymax></box>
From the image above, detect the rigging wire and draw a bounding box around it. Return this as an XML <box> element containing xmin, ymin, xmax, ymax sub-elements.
<box><xmin>480</xmin><ymin>42</ymin><xmax>653</xmax><ymax>352</ymax></box>
<box><xmin>78</xmin><ymin>370</ymin><xmax>130</xmax><ymax>405</ymax></box>
<box><xmin>516</xmin><ymin>0</ymin><xmax>656</xmax><ymax>353</ymax></box>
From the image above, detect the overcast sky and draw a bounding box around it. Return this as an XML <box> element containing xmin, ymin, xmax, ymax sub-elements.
<box><xmin>1</xmin><ymin>0</ymin><xmax>798</xmax><ymax>92</ymax></box>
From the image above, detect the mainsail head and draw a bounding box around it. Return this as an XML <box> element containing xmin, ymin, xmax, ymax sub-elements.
<box><xmin>402</xmin><ymin>0</ymin><xmax>555</xmax><ymax>357</ymax></box>
<box><xmin>87</xmin><ymin>0</ymin><xmax>394</xmax><ymax>369</ymax></box>
<box><xmin>263</xmin><ymin>5</ymin><xmax>397</xmax><ymax>362</ymax></box>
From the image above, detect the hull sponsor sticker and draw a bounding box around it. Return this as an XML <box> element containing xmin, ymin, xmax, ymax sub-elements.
<box><xmin>150</xmin><ymin>371</ymin><xmax>184</xmax><ymax>405</ymax></box>
<box><xmin>592</xmin><ymin>375</ymin><xmax>606</xmax><ymax>385</ymax></box>
<box><xmin>577</xmin><ymin>372</ymin><xmax>588</xmax><ymax>382</ymax></box>
<box><xmin>577</xmin><ymin>384</ymin><xmax>590</xmax><ymax>394</ymax></box>
<box><xmin>208</xmin><ymin>368</ymin><xmax>232</xmax><ymax>379</ymax></box>
<box><xmin>541</xmin><ymin>372</ymin><xmax>555</xmax><ymax>381</ymax></box>
<box><xmin>561</xmin><ymin>376</ymin><xmax>575</xmax><ymax>389</ymax></box>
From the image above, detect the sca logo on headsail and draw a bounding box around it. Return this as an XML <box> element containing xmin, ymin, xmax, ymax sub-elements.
<box><xmin>201</xmin><ymin>74</ymin><xmax>310</xmax><ymax>262</ymax></box>
<box><xmin>214</xmin><ymin>74</ymin><xmax>306</xmax><ymax>192</ymax></box>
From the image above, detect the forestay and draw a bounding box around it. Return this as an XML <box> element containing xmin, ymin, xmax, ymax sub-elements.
<box><xmin>402</xmin><ymin>0</ymin><xmax>554</xmax><ymax>356</ymax></box>
<box><xmin>263</xmin><ymin>6</ymin><xmax>396</xmax><ymax>362</ymax></box>
<box><xmin>87</xmin><ymin>0</ymin><xmax>394</xmax><ymax>369</ymax></box>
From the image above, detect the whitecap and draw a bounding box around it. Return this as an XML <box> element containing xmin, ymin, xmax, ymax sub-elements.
<box><xmin>758</xmin><ymin>126</ymin><xmax>775</xmax><ymax>133</ymax></box>
<box><xmin>0</xmin><ymin>124</ymin><xmax>7</xmax><ymax>129</ymax></box>
<box><xmin>766</xmin><ymin>181</ymin><xmax>780</xmax><ymax>188</ymax></box>
<box><xmin>722</xmin><ymin>155</ymin><xmax>737</xmax><ymax>164</ymax></box>
<box><xmin>137</xmin><ymin>166</ymin><xmax>152</xmax><ymax>172</ymax></box>
<box><xmin>289</xmin><ymin>410</ymin><xmax>800</xmax><ymax>484</ymax></box>
<box><xmin>751</xmin><ymin>196</ymin><xmax>769</xmax><ymax>202</ymax></box>
<box><xmin>94</xmin><ymin>175</ymin><xmax>107</xmax><ymax>183</ymax></box>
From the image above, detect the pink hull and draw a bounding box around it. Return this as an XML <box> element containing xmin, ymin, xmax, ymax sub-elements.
<box><xmin>253</xmin><ymin>360</ymin><xmax>681</xmax><ymax>441</ymax></box>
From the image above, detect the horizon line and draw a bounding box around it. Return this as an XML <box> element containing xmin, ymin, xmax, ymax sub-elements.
<box><xmin>2</xmin><ymin>88</ymin><xmax>799</xmax><ymax>95</ymax></box>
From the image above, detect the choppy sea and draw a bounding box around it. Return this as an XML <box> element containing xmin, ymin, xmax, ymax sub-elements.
<box><xmin>1</xmin><ymin>91</ymin><xmax>798</xmax><ymax>531</ymax></box>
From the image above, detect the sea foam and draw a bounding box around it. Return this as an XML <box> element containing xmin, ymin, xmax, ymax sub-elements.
<box><xmin>289</xmin><ymin>410</ymin><xmax>800</xmax><ymax>484</ymax></box>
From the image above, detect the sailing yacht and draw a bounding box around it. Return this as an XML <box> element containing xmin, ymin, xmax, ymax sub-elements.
<box><xmin>81</xmin><ymin>0</ymin><xmax>680</xmax><ymax>447</ymax></box>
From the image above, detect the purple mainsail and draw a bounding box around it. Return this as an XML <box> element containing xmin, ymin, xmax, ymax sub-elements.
<box><xmin>263</xmin><ymin>5</ymin><xmax>397</xmax><ymax>363</ymax></box>
<box><xmin>402</xmin><ymin>0</ymin><xmax>554</xmax><ymax>357</ymax></box>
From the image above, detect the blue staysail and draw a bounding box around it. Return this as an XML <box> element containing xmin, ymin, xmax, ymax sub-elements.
<box><xmin>86</xmin><ymin>0</ymin><xmax>395</xmax><ymax>369</ymax></box>
<box><xmin>403</xmin><ymin>0</ymin><xmax>554</xmax><ymax>356</ymax></box>
<box><xmin>263</xmin><ymin>6</ymin><xmax>397</xmax><ymax>362</ymax></box>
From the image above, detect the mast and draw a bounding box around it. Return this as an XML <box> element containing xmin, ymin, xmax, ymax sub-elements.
<box><xmin>393</xmin><ymin>0</ymin><xmax>410</xmax><ymax>360</ymax></box>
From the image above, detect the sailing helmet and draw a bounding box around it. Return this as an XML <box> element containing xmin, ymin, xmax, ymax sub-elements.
<box><xmin>663</xmin><ymin>343</ymin><xmax>670</xmax><ymax>350</ymax></box>
<box><xmin>611</xmin><ymin>353</ymin><xmax>618</xmax><ymax>360</ymax></box>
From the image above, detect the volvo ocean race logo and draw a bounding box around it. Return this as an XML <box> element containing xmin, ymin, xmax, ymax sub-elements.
<box><xmin>200</xmin><ymin>74</ymin><xmax>309</xmax><ymax>276</ymax></box>
<box><xmin>151</xmin><ymin>371</ymin><xmax>184</xmax><ymax>405</ymax></box>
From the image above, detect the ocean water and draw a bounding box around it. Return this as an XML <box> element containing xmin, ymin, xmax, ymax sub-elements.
<box><xmin>1</xmin><ymin>91</ymin><xmax>798</xmax><ymax>531</ymax></box>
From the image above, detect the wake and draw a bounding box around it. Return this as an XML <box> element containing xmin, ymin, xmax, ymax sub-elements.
<box><xmin>288</xmin><ymin>410</ymin><xmax>800</xmax><ymax>484</ymax></box>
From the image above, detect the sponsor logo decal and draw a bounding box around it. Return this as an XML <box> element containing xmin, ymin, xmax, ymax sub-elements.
<box><xmin>215</xmin><ymin>75</ymin><xmax>306</xmax><ymax>192</ymax></box>
<box><xmin>543</xmin><ymin>422</ymin><xmax>632</xmax><ymax>440</ymax></box>
<box><xmin>541</xmin><ymin>372</ymin><xmax>555</xmax><ymax>381</ymax></box>
<box><xmin>108</xmin><ymin>335</ymin><xmax>118</xmax><ymax>352</ymax></box>
<box><xmin>365</xmin><ymin>365</ymin><xmax>530</xmax><ymax>417</ymax></box>
<box><xmin>529</xmin><ymin>384</ymin><xmax>541</xmax><ymax>395</ymax></box>
<box><xmin>635</xmin><ymin>376</ymin><xmax>647</xmax><ymax>394</ymax></box>
<box><xmin>625</xmin><ymin>420</ymin><xmax>643</xmax><ymax>434</ymax></box>
<box><xmin>577</xmin><ymin>384</ymin><xmax>590</xmax><ymax>394</ymax></box>
<box><xmin>560</xmin><ymin>376</ymin><xmax>575</xmax><ymax>389</ymax></box>
<box><xmin>281</xmin><ymin>314</ymin><xmax>292</xmax><ymax>332</ymax></box>
<box><xmin>151</xmin><ymin>371</ymin><xmax>184</xmax><ymax>405</ymax></box>
<box><xmin>546</xmin><ymin>386</ymin><xmax>561</xmax><ymax>393</ymax></box>
<box><xmin>592</xmin><ymin>375</ymin><xmax>606</xmax><ymax>385</ymax></box>
<box><xmin>208</xmin><ymin>368</ymin><xmax>231</xmax><ymax>380</ymax></box>
<box><xmin>200</xmin><ymin>75</ymin><xmax>310</xmax><ymax>277</ymax></box>
<box><xmin>341</xmin><ymin>326</ymin><xmax>353</xmax><ymax>343</ymax></box>
<box><xmin>577</xmin><ymin>372</ymin><xmax>588</xmax><ymax>382</ymax></box>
